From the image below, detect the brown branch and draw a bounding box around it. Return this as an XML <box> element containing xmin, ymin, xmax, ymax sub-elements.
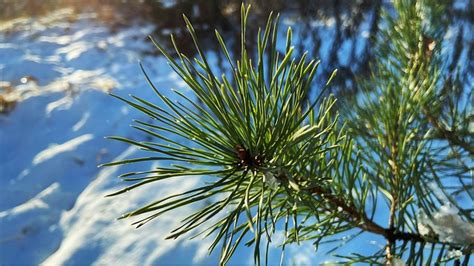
<box><xmin>286</xmin><ymin>171</ymin><xmax>474</xmax><ymax>257</ymax></box>
<box><xmin>307</xmin><ymin>184</ymin><xmax>474</xmax><ymax>255</ymax></box>
<box><xmin>309</xmin><ymin>185</ymin><xmax>386</xmax><ymax>236</ymax></box>
<box><xmin>424</xmin><ymin>110</ymin><xmax>474</xmax><ymax>156</ymax></box>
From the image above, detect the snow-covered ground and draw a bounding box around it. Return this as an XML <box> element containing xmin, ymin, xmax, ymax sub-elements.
<box><xmin>1</xmin><ymin>8</ymin><xmax>360</xmax><ymax>265</ymax></box>
<box><xmin>8</xmin><ymin>3</ymin><xmax>468</xmax><ymax>264</ymax></box>
<box><xmin>0</xmin><ymin>8</ymin><xmax>222</xmax><ymax>265</ymax></box>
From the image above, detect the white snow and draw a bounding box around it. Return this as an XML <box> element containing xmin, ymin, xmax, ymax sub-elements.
<box><xmin>72</xmin><ymin>112</ymin><xmax>90</xmax><ymax>132</ymax></box>
<box><xmin>447</xmin><ymin>249</ymin><xmax>463</xmax><ymax>259</ymax></box>
<box><xmin>1</xmin><ymin>8</ymin><xmax>224</xmax><ymax>265</ymax></box>
<box><xmin>32</xmin><ymin>134</ymin><xmax>94</xmax><ymax>165</ymax></box>
<box><xmin>392</xmin><ymin>257</ymin><xmax>406</xmax><ymax>266</ymax></box>
<box><xmin>0</xmin><ymin>6</ymin><xmax>388</xmax><ymax>266</ymax></box>
<box><xmin>0</xmin><ymin>182</ymin><xmax>60</xmax><ymax>218</ymax></box>
<box><xmin>0</xmin><ymin>7</ymin><xmax>252</xmax><ymax>265</ymax></box>
<box><xmin>418</xmin><ymin>204</ymin><xmax>474</xmax><ymax>245</ymax></box>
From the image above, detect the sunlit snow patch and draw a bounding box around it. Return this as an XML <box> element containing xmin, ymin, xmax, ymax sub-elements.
<box><xmin>32</xmin><ymin>134</ymin><xmax>94</xmax><ymax>165</ymax></box>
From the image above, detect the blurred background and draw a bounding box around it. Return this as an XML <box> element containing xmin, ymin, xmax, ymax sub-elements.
<box><xmin>0</xmin><ymin>0</ymin><xmax>472</xmax><ymax>265</ymax></box>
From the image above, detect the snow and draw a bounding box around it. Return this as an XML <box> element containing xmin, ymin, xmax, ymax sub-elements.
<box><xmin>418</xmin><ymin>204</ymin><xmax>474</xmax><ymax>245</ymax></box>
<box><xmin>392</xmin><ymin>257</ymin><xmax>406</xmax><ymax>266</ymax></box>
<box><xmin>72</xmin><ymin>112</ymin><xmax>90</xmax><ymax>132</ymax></box>
<box><xmin>447</xmin><ymin>249</ymin><xmax>463</xmax><ymax>259</ymax></box>
<box><xmin>1</xmin><ymin>8</ymin><xmax>336</xmax><ymax>265</ymax></box>
<box><xmin>0</xmin><ymin>8</ymin><xmax>224</xmax><ymax>265</ymax></box>
<box><xmin>0</xmin><ymin>182</ymin><xmax>60</xmax><ymax>219</ymax></box>
<box><xmin>0</xmin><ymin>4</ymin><xmax>441</xmax><ymax>265</ymax></box>
<box><xmin>41</xmin><ymin>147</ymin><xmax>208</xmax><ymax>266</ymax></box>
<box><xmin>32</xmin><ymin>134</ymin><xmax>94</xmax><ymax>165</ymax></box>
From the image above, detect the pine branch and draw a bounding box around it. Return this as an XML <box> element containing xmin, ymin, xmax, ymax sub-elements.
<box><xmin>308</xmin><ymin>182</ymin><xmax>474</xmax><ymax>255</ymax></box>
<box><xmin>105</xmin><ymin>2</ymin><xmax>472</xmax><ymax>264</ymax></box>
<box><xmin>424</xmin><ymin>109</ymin><xmax>474</xmax><ymax>156</ymax></box>
<box><xmin>308</xmin><ymin>184</ymin><xmax>385</xmax><ymax>236</ymax></box>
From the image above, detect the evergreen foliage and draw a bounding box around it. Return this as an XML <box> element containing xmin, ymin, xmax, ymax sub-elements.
<box><xmin>104</xmin><ymin>1</ymin><xmax>473</xmax><ymax>264</ymax></box>
<box><xmin>344</xmin><ymin>0</ymin><xmax>473</xmax><ymax>263</ymax></box>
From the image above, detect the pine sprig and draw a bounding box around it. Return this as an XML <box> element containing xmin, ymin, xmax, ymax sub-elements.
<box><xmin>344</xmin><ymin>0</ymin><xmax>473</xmax><ymax>263</ymax></box>
<box><xmin>104</xmin><ymin>2</ymin><xmax>473</xmax><ymax>265</ymax></box>
<box><xmin>104</xmin><ymin>4</ymin><xmax>348</xmax><ymax>265</ymax></box>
